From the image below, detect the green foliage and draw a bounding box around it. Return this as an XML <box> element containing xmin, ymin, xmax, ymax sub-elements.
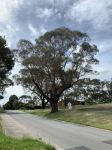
<box><xmin>19</xmin><ymin>95</ymin><xmax>32</xmax><ymax>102</ymax></box>
<box><xmin>85</xmin><ymin>98</ymin><xmax>96</xmax><ymax>105</ymax></box>
<box><xmin>98</xmin><ymin>98</ymin><xmax>112</xmax><ymax>104</ymax></box>
<box><xmin>3</xmin><ymin>95</ymin><xmax>19</xmax><ymax>110</ymax></box>
<box><xmin>0</xmin><ymin>36</ymin><xmax>14</xmax><ymax>79</ymax></box>
<box><xmin>0</xmin><ymin>36</ymin><xmax>14</xmax><ymax>95</ymax></box>
<box><xmin>65</xmin><ymin>78</ymin><xmax>112</xmax><ymax>105</ymax></box>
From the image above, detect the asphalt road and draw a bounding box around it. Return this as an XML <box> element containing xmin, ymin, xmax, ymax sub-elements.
<box><xmin>2</xmin><ymin>110</ymin><xmax>112</xmax><ymax>150</ymax></box>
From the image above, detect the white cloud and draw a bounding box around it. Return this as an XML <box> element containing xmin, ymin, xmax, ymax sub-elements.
<box><xmin>13</xmin><ymin>0</ymin><xmax>24</xmax><ymax>8</ymax></box>
<box><xmin>36</xmin><ymin>8</ymin><xmax>54</xmax><ymax>19</ymax></box>
<box><xmin>0</xmin><ymin>0</ymin><xmax>12</xmax><ymax>24</ymax></box>
<box><xmin>40</xmin><ymin>28</ymin><xmax>47</xmax><ymax>34</ymax></box>
<box><xmin>0</xmin><ymin>0</ymin><xmax>24</xmax><ymax>24</ymax></box>
<box><xmin>0</xmin><ymin>25</ymin><xmax>20</xmax><ymax>47</ymax></box>
<box><xmin>28</xmin><ymin>24</ymin><xmax>40</xmax><ymax>37</ymax></box>
<box><xmin>5</xmin><ymin>85</ymin><xmax>24</xmax><ymax>98</ymax></box>
<box><xmin>28</xmin><ymin>24</ymin><xmax>47</xmax><ymax>37</ymax></box>
<box><xmin>0</xmin><ymin>0</ymin><xmax>22</xmax><ymax>47</ymax></box>
<box><xmin>98</xmin><ymin>40</ymin><xmax>112</xmax><ymax>54</ymax></box>
<box><xmin>67</xmin><ymin>0</ymin><xmax>112</xmax><ymax>30</ymax></box>
<box><xmin>91</xmin><ymin>38</ymin><xmax>112</xmax><ymax>55</ymax></box>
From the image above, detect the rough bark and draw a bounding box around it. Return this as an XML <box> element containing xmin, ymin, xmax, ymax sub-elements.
<box><xmin>41</xmin><ymin>98</ymin><xmax>45</xmax><ymax>109</ymax></box>
<box><xmin>50</xmin><ymin>100</ymin><xmax>58</xmax><ymax>113</ymax></box>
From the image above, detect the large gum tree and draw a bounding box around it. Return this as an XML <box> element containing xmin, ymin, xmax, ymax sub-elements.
<box><xmin>16</xmin><ymin>27</ymin><xmax>99</xmax><ymax>113</ymax></box>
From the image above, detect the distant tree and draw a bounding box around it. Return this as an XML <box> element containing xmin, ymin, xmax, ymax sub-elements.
<box><xmin>18</xmin><ymin>95</ymin><xmax>32</xmax><ymax>109</ymax></box>
<box><xmin>19</xmin><ymin>95</ymin><xmax>32</xmax><ymax>103</ymax></box>
<box><xmin>4</xmin><ymin>95</ymin><xmax>19</xmax><ymax>110</ymax></box>
<box><xmin>81</xmin><ymin>79</ymin><xmax>112</xmax><ymax>104</ymax></box>
<box><xmin>106</xmin><ymin>79</ymin><xmax>112</xmax><ymax>100</ymax></box>
<box><xmin>0</xmin><ymin>36</ymin><xmax>14</xmax><ymax>97</ymax></box>
<box><xmin>18</xmin><ymin>95</ymin><xmax>43</xmax><ymax>109</ymax></box>
<box><xmin>64</xmin><ymin>78</ymin><xmax>112</xmax><ymax>105</ymax></box>
<box><xmin>15</xmin><ymin>27</ymin><xmax>99</xmax><ymax>112</ymax></box>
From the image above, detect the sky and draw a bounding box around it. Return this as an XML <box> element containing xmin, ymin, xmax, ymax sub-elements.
<box><xmin>0</xmin><ymin>0</ymin><xmax>112</xmax><ymax>105</ymax></box>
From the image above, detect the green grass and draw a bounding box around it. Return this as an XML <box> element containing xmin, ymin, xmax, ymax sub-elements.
<box><xmin>0</xmin><ymin>118</ymin><xmax>55</xmax><ymax>150</ymax></box>
<box><xmin>0</xmin><ymin>107</ymin><xmax>5</xmax><ymax>113</ymax></box>
<box><xmin>24</xmin><ymin>103</ymin><xmax>112</xmax><ymax>131</ymax></box>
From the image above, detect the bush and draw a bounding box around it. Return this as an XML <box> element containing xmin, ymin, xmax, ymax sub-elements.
<box><xmin>85</xmin><ymin>98</ymin><xmax>97</xmax><ymax>105</ymax></box>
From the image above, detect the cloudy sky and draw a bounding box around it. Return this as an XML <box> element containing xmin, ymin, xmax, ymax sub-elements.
<box><xmin>0</xmin><ymin>0</ymin><xmax>112</xmax><ymax>104</ymax></box>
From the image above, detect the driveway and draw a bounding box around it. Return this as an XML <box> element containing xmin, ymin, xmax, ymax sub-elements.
<box><xmin>1</xmin><ymin>110</ymin><xmax>112</xmax><ymax>150</ymax></box>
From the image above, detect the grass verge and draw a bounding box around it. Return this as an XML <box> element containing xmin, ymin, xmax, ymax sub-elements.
<box><xmin>0</xmin><ymin>107</ymin><xmax>5</xmax><ymax>113</ymax></box>
<box><xmin>0</xmin><ymin>117</ymin><xmax>55</xmax><ymax>150</ymax></box>
<box><xmin>24</xmin><ymin>103</ymin><xmax>112</xmax><ymax>131</ymax></box>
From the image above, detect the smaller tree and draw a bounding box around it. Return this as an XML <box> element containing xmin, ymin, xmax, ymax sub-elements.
<box><xmin>106</xmin><ymin>79</ymin><xmax>112</xmax><ymax>100</ymax></box>
<box><xmin>4</xmin><ymin>95</ymin><xmax>19</xmax><ymax>110</ymax></box>
<box><xmin>19</xmin><ymin>95</ymin><xmax>32</xmax><ymax>103</ymax></box>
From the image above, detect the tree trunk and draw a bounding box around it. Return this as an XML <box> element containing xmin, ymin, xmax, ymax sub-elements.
<box><xmin>41</xmin><ymin>98</ymin><xmax>45</xmax><ymax>109</ymax></box>
<box><xmin>41</xmin><ymin>95</ymin><xmax>46</xmax><ymax>109</ymax></box>
<box><xmin>50</xmin><ymin>100</ymin><xmax>58</xmax><ymax>113</ymax></box>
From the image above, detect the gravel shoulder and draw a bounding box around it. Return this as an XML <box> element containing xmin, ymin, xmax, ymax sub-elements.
<box><xmin>0</xmin><ymin>113</ymin><xmax>34</xmax><ymax>138</ymax></box>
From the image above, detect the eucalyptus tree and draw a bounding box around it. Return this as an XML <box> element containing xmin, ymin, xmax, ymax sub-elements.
<box><xmin>16</xmin><ymin>27</ymin><xmax>99</xmax><ymax>112</ymax></box>
<box><xmin>0</xmin><ymin>36</ymin><xmax>14</xmax><ymax>97</ymax></box>
<box><xmin>106</xmin><ymin>79</ymin><xmax>112</xmax><ymax>100</ymax></box>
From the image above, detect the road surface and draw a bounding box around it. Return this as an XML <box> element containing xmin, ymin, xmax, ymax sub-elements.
<box><xmin>1</xmin><ymin>110</ymin><xmax>112</xmax><ymax>150</ymax></box>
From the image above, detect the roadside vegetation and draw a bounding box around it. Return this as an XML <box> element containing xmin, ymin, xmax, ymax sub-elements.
<box><xmin>0</xmin><ymin>107</ymin><xmax>4</xmax><ymax>113</ymax></box>
<box><xmin>24</xmin><ymin>103</ymin><xmax>112</xmax><ymax>131</ymax></box>
<box><xmin>0</xmin><ymin>117</ymin><xmax>55</xmax><ymax>150</ymax></box>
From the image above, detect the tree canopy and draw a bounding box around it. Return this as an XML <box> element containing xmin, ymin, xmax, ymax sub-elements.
<box><xmin>15</xmin><ymin>27</ymin><xmax>99</xmax><ymax>112</ymax></box>
<box><xmin>3</xmin><ymin>95</ymin><xmax>19</xmax><ymax>110</ymax></box>
<box><xmin>0</xmin><ymin>36</ymin><xmax>14</xmax><ymax>97</ymax></box>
